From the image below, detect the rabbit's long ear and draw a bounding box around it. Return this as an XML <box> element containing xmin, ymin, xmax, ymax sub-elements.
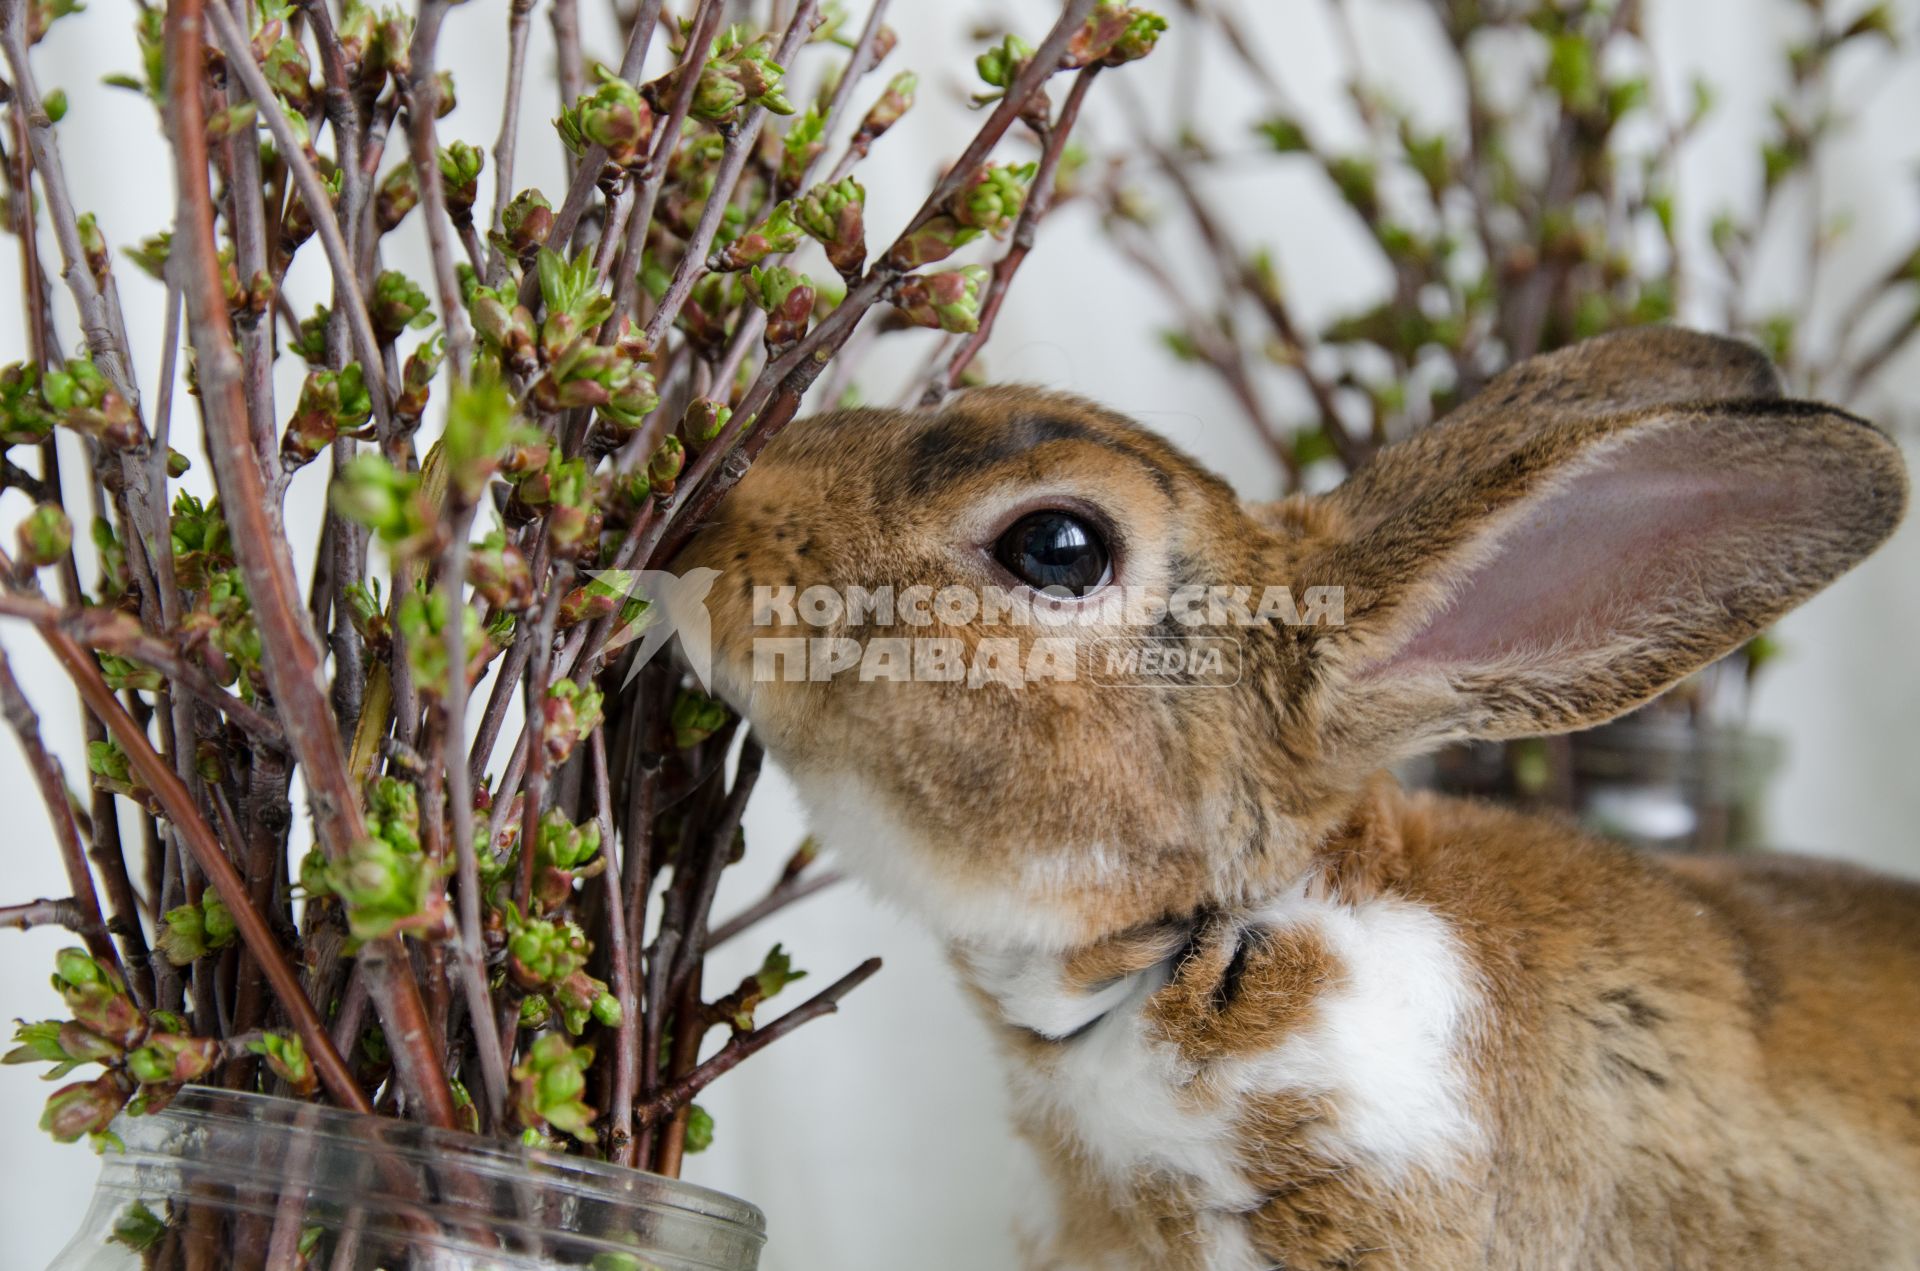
<box><xmin>1334</xmin><ymin>328</ymin><xmax>1782</xmax><ymax>528</ymax></box>
<box><xmin>1299</xmin><ymin>395</ymin><xmax>1906</xmax><ymax>768</ymax></box>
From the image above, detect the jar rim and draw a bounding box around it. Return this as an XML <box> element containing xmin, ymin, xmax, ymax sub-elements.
<box><xmin>151</xmin><ymin>1085</ymin><xmax>766</xmax><ymax>1239</ymax></box>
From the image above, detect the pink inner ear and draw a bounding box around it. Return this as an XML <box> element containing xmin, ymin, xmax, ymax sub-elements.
<box><xmin>1381</xmin><ymin>431</ymin><xmax>1796</xmax><ymax>673</ymax></box>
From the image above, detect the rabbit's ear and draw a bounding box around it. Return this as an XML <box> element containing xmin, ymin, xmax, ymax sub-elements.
<box><xmin>1334</xmin><ymin>329</ymin><xmax>1783</xmax><ymax>531</ymax></box>
<box><xmin>1299</xmin><ymin>397</ymin><xmax>1906</xmax><ymax>767</ymax></box>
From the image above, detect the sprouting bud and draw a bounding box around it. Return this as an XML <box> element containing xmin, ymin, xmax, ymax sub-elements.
<box><xmin>598</xmin><ymin>364</ymin><xmax>660</xmax><ymax>436</ymax></box>
<box><xmin>43</xmin><ymin>88</ymin><xmax>68</xmax><ymax>122</ymax></box>
<box><xmin>123</xmin><ymin>231</ymin><xmax>171</xmax><ymax>281</ymax></box>
<box><xmin>432</xmin><ymin>68</ymin><xmax>457</xmax><ymax>118</ymax></box>
<box><xmin>676</xmin><ymin>1104</ymin><xmax>716</xmax><ymax>1154</ymax></box>
<box><xmin>647</xmin><ymin>435</ymin><xmax>685</xmax><ymax>496</ymax></box>
<box><xmin>375</xmin><ymin>164</ymin><xmax>419</xmax><ymax>232</ymax></box>
<box><xmin>0</xmin><ymin>363</ymin><xmax>59</xmax><ymax>445</ymax></box>
<box><xmin>743</xmin><ymin>261</ymin><xmax>810</xmax><ymax>315</ymax></box>
<box><xmin>52</xmin><ymin>949</ymin><xmax>141</xmax><ymax>1048</ymax></box>
<box><xmin>853</xmin><ymin>71</ymin><xmax>916</xmax><ymax>150</ymax></box>
<box><xmin>491</xmin><ymin>189</ymin><xmax>554</xmax><ymax>262</ymax></box>
<box><xmin>42</xmin><ymin>357</ymin><xmax>143</xmax><ymax>449</ymax></box>
<box><xmin>887</xmin><ymin>214</ymin><xmax>978</xmax><ymax>270</ymax></box>
<box><xmin>369</xmin><ymin>270</ymin><xmax>433</xmax><ymax>342</ymax></box>
<box><xmin>973</xmin><ymin>33</ymin><xmax>1033</xmax><ymax>102</ymax></box>
<box><xmin>950</xmin><ymin>162</ymin><xmax>1034</xmax><ymax>236</ymax></box>
<box><xmin>395</xmin><ymin>334</ymin><xmax>444</xmax><ymax>427</ymax></box>
<box><xmin>361</xmin><ymin>11</ymin><xmax>411</xmax><ymax>86</ymax></box>
<box><xmin>16</xmin><ymin>503</ymin><xmax>72</xmax><ymax>569</ymax></box>
<box><xmin>535</xmin><ymin>247</ymin><xmax>616</xmax><ymax>330</ymax></box>
<box><xmin>1065</xmin><ymin>2</ymin><xmax>1168</xmax><ymax>68</ymax></box>
<box><xmin>670</xmin><ymin>689</ymin><xmax>729</xmax><ymax>750</ymax></box>
<box><xmin>891</xmin><ymin>265</ymin><xmax>990</xmax><ymax>334</ymax></box>
<box><xmin>678</xmin><ymin>397</ymin><xmax>733</xmax><ymax>451</ymax></box>
<box><xmin>444</xmin><ymin>377</ymin><xmax>531</xmax><ymax>501</ymax></box>
<box><xmin>40</xmin><ymin>1074</ymin><xmax>128</xmax><ymax>1145</ymax></box>
<box><xmin>247</xmin><ymin>1033</ymin><xmax>316</xmax><ymax>1096</ymax></box>
<box><xmin>333</xmin><ymin>453</ymin><xmax>432</xmax><ymax>554</ymax></box>
<box><xmin>550</xmin><ymin>967</ymin><xmax>616</xmax><ymax>1034</ymax></box>
<box><xmin>97</xmin><ymin>652</ymin><xmax>162</xmax><ymax>694</ymax></box>
<box><xmin>556</xmin><ymin>69</ymin><xmax>654</xmax><ymax>166</ymax></box>
<box><xmin>794</xmin><ymin>177</ymin><xmax>867</xmax><ymax>278</ymax></box>
<box><xmin>263</xmin><ymin>37</ymin><xmax>315</xmax><ymax>111</ymax></box>
<box><xmin>541</xmin><ymin>680</ymin><xmax>604</xmax><ymax>764</ymax></box>
<box><xmin>4</xmin><ymin>1019</ymin><xmax>118</xmax><ymax>1076</ymax></box>
<box><xmin>714</xmin><ymin>201</ymin><xmax>805</xmax><ymax>271</ymax></box>
<box><xmin>681</xmin><ymin>25</ymin><xmax>795</xmax><ymax>124</ymax></box>
<box><xmin>438</xmin><ymin>141</ymin><xmax>485</xmax><ymax>224</ymax></box>
<box><xmin>467</xmin><ymin>531</ymin><xmax>532</xmax><ymax>610</ymax></box>
<box><xmin>397</xmin><ymin>585</ymin><xmax>489</xmax><ymax>696</ymax></box>
<box><xmin>282</xmin><ymin>364</ymin><xmax>373</xmax><ymax>470</ymax></box>
<box><xmin>289</xmin><ymin>305</ymin><xmax>332</xmax><ymax>366</ymax></box>
<box><xmin>320</xmin><ymin>832</ymin><xmax>448</xmax><ymax>943</ymax></box>
<box><xmin>125</xmin><ymin>1033</ymin><xmax>219</xmax><ymax>1086</ymax></box>
<box><xmin>155</xmin><ymin>894</ymin><xmax>236</xmax><ymax>966</ymax></box>
<box><xmin>776</xmin><ymin>108</ymin><xmax>826</xmax><ymax>197</ymax></box>
<box><xmin>76</xmin><ymin>213</ymin><xmax>108</xmax><ymax>285</ymax></box>
<box><xmin>511</xmin><ymin>1034</ymin><xmax>596</xmax><ymax>1143</ymax></box>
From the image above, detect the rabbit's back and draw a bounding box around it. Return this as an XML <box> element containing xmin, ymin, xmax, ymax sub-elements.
<box><xmin>985</xmin><ymin>785</ymin><xmax>1920</xmax><ymax>1271</ymax></box>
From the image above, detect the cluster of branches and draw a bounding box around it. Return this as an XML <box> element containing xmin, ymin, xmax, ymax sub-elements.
<box><xmin>1097</xmin><ymin>0</ymin><xmax>1919</xmax><ymax>823</ymax></box>
<box><xmin>0</xmin><ymin>0</ymin><xmax>1166</xmax><ymax>1255</ymax></box>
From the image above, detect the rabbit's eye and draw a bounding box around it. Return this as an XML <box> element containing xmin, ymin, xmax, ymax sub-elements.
<box><xmin>994</xmin><ymin>511</ymin><xmax>1112</xmax><ymax>596</ymax></box>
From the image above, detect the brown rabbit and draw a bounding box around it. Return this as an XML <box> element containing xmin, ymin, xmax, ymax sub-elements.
<box><xmin>674</xmin><ymin>328</ymin><xmax>1919</xmax><ymax>1270</ymax></box>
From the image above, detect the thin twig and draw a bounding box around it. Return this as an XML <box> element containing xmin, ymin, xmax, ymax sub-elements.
<box><xmin>203</xmin><ymin>1</ymin><xmax>395</xmax><ymax>430</ymax></box>
<box><xmin>633</xmin><ymin>956</ymin><xmax>881</xmax><ymax>1127</ymax></box>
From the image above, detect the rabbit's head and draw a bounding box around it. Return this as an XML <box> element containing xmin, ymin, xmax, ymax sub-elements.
<box><xmin>675</xmin><ymin>329</ymin><xmax>1907</xmax><ymax>949</ymax></box>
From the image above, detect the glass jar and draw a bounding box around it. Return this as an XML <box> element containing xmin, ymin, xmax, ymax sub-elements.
<box><xmin>48</xmin><ymin>1086</ymin><xmax>765</xmax><ymax>1271</ymax></box>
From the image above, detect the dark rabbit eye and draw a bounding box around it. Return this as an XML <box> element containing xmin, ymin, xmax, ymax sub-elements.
<box><xmin>994</xmin><ymin>511</ymin><xmax>1112</xmax><ymax>596</ymax></box>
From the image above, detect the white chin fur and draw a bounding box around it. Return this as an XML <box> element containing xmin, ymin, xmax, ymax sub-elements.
<box><xmin>783</xmin><ymin>766</ymin><xmax>1086</xmax><ymax>951</ymax></box>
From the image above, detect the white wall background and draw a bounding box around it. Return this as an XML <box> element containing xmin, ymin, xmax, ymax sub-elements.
<box><xmin>3</xmin><ymin>1</ymin><xmax>1919</xmax><ymax>1267</ymax></box>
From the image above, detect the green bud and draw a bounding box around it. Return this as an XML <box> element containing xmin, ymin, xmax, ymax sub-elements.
<box><xmin>41</xmin><ymin>1074</ymin><xmax>127</xmax><ymax>1144</ymax></box>
<box><xmin>369</xmin><ymin>270</ymin><xmax>433</xmax><ymax>342</ymax></box>
<box><xmin>715</xmin><ymin>201</ymin><xmax>805</xmax><ymax>271</ymax></box>
<box><xmin>683</xmin><ymin>1103</ymin><xmax>714</xmax><ymax>1154</ymax></box>
<box><xmin>891</xmin><ymin>264</ymin><xmax>990</xmax><ymax>334</ymax></box>
<box><xmin>950</xmin><ymin>162</ymin><xmax>1034</xmax><ymax>236</ymax></box>
<box><xmin>110</xmin><ymin>1201</ymin><xmax>166</xmax><ymax>1252</ymax></box>
<box><xmin>974</xmin><ymin>33</ymin><xmax>1033</xmax><ymax>95</ymax></box>
<box><xmin>491</xmin><ymin>189</ymin><xmax>554</xmax><ymax>261</ymax></box>
<box><xmin>777</xmin><ymin>109</ymin><xmax>827</xmax><ymax>197</ymax></box>
<box><xmin>247</xmin><ymin>1032</ymin><xmax>315</xmax><ymax>1095</ymax></box>
<box><xmin>540</xmin><ymin>681</ymin><xmax>605</xmax><ymax>765</ymax></box>
<box><xmin>678</xmin><ymin>397</ymin><xmax>734</xmax><ymax>449</ymax></box>
<box><xmin>438</xmin><ymin>141</ymin><xmax>485</xmax><ymax>222</ymax></box>
<box><xmin>670</xmin><ymin>689</ymin><xmax>729</xmax><ymax>750</ymax></box>
<box><xmin>647</xmin><ymin>434</ymin><xmax>685</xmax><ymax>496</ymax></box>
<box><xmin>511</xmin><ymin>1033</ymin><xmax>597</xmax><ymax>1143</ymax></box>
<box><xmin>794</xmin><ymin>177</ymin><xmax>867</xmax><ymax>277</ymax></box>
<box><xmin>43</xmin><ymin>88</ymin><xmax>68</xmax><ymax>122</ymax></box>
<box><xmin>375</xmin><ymin>163</ymin><xmax>419</xmax><ymax>232</ymax></box>
<box><xmin>16</xmin><ymin>503</ymin><xmax>72</xmax><ymax>568</ymax></box>
<box><xmin>125</xmin><ymin>1032</ymin><xmax>218</xmax><ymax>1085</ymax></box>
<box><xmin>557</xmin><ymin>69</ymin><xmax>654</xmax><ymax>165</ymax></box>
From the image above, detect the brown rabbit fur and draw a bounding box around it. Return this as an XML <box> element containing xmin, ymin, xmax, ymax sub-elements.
<box><xmin>675</xmin><ymin>328</ymin><xmax>1918</xmax><ymax>1269</ymax></box>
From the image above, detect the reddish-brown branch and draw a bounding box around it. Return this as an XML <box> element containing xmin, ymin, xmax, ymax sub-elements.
<box><xmin>707</xmin><ymin>867</ymin><xmax>843</xmax><ymax>951</ymax></box>
<box><xmin>37</xmin><ymin>621</ymin><xmax>366</xmax><ymax>1111</ymax></box>
<box><xmin>164</xmin><ymin>0</ymin><xmax>456</xmax><ymax>1129</ymax></box>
